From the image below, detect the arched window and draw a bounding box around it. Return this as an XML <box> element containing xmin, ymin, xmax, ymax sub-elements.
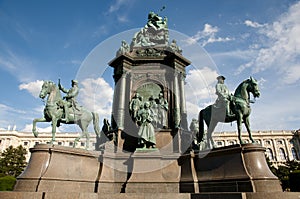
<box><xmin>265</xmin><ymin>140</ymin><xmax>271</xmax><ymax>145</ymax></box>
<box><xmin>228</xmin><ymin>140</ymin><xmax>235</xmax><ymax>145</ymax></box>
<box><xmin>266</xmin><ymin>148</ymin><xmax>274</xmax><ymax>160</ymax></box>
<box><xmin>277</xmin><ymin>140</ymin><xmax>283</xmax><ymax>145</ymax></box>
<box><xmin>279</xmin><ymin>148</ymin><xmax>286</xmax><ymax>161</ymax></box>
<box><xmin>217</xmin><ymin>141</ymin><xmax>223</xmax><ymax>146</ymax></box>
<box><xmin>291</xmin><ymin>147</ymin><xmax>299</xmax><ymax>160</ymax></box>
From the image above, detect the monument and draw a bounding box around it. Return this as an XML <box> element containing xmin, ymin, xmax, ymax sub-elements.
<box><xmin>2</xmin><ymin>11</ymin><xmax>299</xmax><ymax>199</ymax></box>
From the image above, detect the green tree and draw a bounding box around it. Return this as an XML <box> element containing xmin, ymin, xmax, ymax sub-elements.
<box><xmin>267</xmin><ymin>158</ymin><xmax>300</xmax><ymax>191</ymax></box>
<box><xmin>0</xmin><ymin>176</ymin><xmax>16</xmax><ymax>191</ymax></box>
<box><xmin>0</xmin><ymin>145</ymin><xmax>27</xmax><ymax>178</ymax></box>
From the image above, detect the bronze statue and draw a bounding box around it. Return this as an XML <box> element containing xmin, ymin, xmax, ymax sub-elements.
<box><xmin>157</xmin><ymin>92</ymin><xmax>168</xmax><ymax>128</ymax></box>
<box><xmin>136</xmin><ymin>101</ymin><xmax>156</xmax><ymax>148</ymax></box>
<box><xmin>116</xmin><ymin>40</ymin><xmax>130</xmax><ymax>56</ymax></box>
<box><xmin>190</xmin><ymin>118</ymin><xmax>199</xmax><ymax>139</ymax></box>
<box><xmin>214</xmin><ymin>75</ymin><xmax>234</xmax><ymax>118</ymax></box>
<box><xmin>130</xmin><ymin>11</ymin><xmax>169</xmax><ymax>48</ymax></box>
<box><xmin>198</xmin><ymin>77</ymin><xmax>260</xmax><ymax>148</ymax></box>
<box><xmin>58</xmin><ymin>79</ymin><xmax>80</xmax><ymax>123</ymax></box>
<box><xmin>169</xmin><ymin>39</ymin><xmax>182</xmax><ymax>54</ymax></box>
<box><xmin>129</xmin><ymin>92</ymin><xmax>143</xmax><ymax>122</ymax></box>
<box><xmin>32</xmin><ymin>80</ymin><xmax>100</xmax><ymax>149</ymax></box>
<box><xmin>148</xmin><ymin>95</ymin><xmax>159</xmax><ymax>128</ymax></box>
<box><xmin>95</xmin><ymin>118</ymin><xmax>117</xmax><ymax>151</ymax></box>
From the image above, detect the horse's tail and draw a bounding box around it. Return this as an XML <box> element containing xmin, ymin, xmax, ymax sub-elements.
<box><xmin>198</xmin><ymin>109</ymin><xmax>205</xmax><ymax>143</ymax></box>
<box><xmin>92</xmin><ymin>112</ymin><xmax>100</xmax><ymax>137</ymax></box>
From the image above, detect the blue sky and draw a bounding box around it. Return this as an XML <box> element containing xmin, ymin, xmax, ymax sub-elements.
<box><xmin>1</xmin><ymin>0</ymin><xmax>300</xmax><ymax>133</ymax></box>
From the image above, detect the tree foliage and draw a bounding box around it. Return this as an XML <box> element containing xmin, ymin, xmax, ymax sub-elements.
<box><xmin>0</xmin><ymin>145</ymin><xmax>27</xmax><ymax>178</ymax></box>
<box><xmin>0</xmin><ymin>175</ymin><xmax>16</xmax><ymax>191</ymax></box>
<box><xmin>267</xmin><ymin>158</ymin><xmax>300</xmax><ymax>191</ymax></box>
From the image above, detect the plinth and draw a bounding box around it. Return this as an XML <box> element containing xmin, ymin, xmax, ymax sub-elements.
<box><xmin>97</xmin><ymin>149</ymin><xmax>181</xmax><ymax>193</ymax></box>
<box><xmin>180</xmin><ymin>143</ymin><xmax>282</xmax><ymax>193</ymax></box>
<box><xmin>4</xmin><ymin>143</ymin><xmax>300</xmax><ymax>199</ymax></box>
<box><xmin>14</xmin><ymin>144</ymin><xmax>101</xmax><ymax>192</ymax></box>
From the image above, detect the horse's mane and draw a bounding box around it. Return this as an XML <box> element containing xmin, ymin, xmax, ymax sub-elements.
<box><xmin>234</xmin><ymin>79</ymin><xmax>248</xmax><ymax>97</ymax></box>
<box><xmin>45</xmin><ymin>80</ymin><xmax>56</xmax><ymax>86</ymax></box>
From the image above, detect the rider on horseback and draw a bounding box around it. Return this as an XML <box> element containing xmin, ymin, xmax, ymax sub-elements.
<box><xmin>215</xmin><ymin>75</ymin><xmax>234</xmax><ymax>118</ymax></box>
<box><xmin>58</xmin><ymin>79</ymin><xmax>80</xmax><ymax>123</ymax></box>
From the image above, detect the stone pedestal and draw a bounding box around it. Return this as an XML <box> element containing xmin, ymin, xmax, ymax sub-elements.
<box><xmin>14</xmin><ymin>144</ymin><xmax>181</xmax><ymax>194</ymax></box>
<box><xmin>14</xmin><ymin>144</ymin><xmax>101</xmax><ymax>192</ymax></box>
<box><xmin>180</xmin><ymin>144</ymin><xmax>282</xmax><ymax>193</ymax></box>
<box><xmin>98</xmin><ymin>150</ymin><xmax>181</xmax><ymax>193</ymax></box>
<box><xmin>9</xmin><ymin>143</ymin><xmax>300</xmax><ymax>199</ymax></box>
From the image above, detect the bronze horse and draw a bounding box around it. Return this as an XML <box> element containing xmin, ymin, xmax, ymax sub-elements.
<box><xmin>198</xmin><ymin>77</ymin><xmax>260</xmax><ymax>148</ymax></box>
<box><xmin>32</xmin><ymin>80</ymin><xmax>100</xmax><ymax>148</ymax></box>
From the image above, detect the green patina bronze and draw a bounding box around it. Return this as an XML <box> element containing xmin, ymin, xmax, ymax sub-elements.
<box><xmin>136</xmin><ymin>101</ymin><xmax>156</xmax><ymax>149</ymax></box>
<box><xmin>130</xmin><ymin>11</ymin><xmax>169</xmax><ymax>48</ymax></box>
<box><xmin>198</xmin><ymin>77</ymin><xmax>260</xmax><ymax>148</ymax></box>
<box><xmin>32</xmin><ymin>80</ymin><xmax>100</xmax><ymax>149</ymax></box>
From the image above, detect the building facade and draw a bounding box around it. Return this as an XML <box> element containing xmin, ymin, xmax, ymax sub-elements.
<box><xmin>213</xmin><ymin>130</ymin><xmax>300</xmax><ymax>166</ymax></box>
<box><xmin>1</xmin><ymin>129</ymin><xmax>299</xmax><ymax>165</ymax></box>
<box><xmin>0</xmin><ymin>130</ymin><xmax>94</xmax><ymax>162</ymax></box>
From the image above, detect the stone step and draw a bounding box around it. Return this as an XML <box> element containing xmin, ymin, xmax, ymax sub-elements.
<box><xmin>1</xmin><ymin>192</ymin><xmax>300</xmax><ymax>199</ymax></box>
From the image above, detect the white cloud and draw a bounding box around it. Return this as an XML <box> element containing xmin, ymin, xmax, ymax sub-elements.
<box><xmin>238</xmin><ymin>1</ymin><xmax>300</xmax><ymax>84</ymax></box>
<box><xmin>92</xmin><ymin>25</ymin><xmax>109</xmax><ymax>38</ymax></box>
<box><xmin>244</xmin><ymin>20</ymin><xmax>265</xmax><ymax>28</ymax></box>
<box><xmin>185</xmin><ymin>67</ymin><xmax>218</xmax><ymax>100</ymax></box>
<box><xmin>109</xmin><ymin>0</ymin><xmax>125</xmax><ymax>13</ymax></box>
<box><xmin>185</xmin><ymin>67</ymin><xmax>218</xmax><ymax>124</ymax></box>
<box><xmin>0</xmin><ymin>103</ymin><xmax>26</xmax><ymax>114</ymax></box>
<box><xmin>0</xmin><ymin>103</ymin><xmax>26</xmax><ymax>130</ymax></box>
<box><xmin>19</xmin><ymin>80</ymin><xmax>44</xmax><ymax>98</ymax></box>
<box><xmin>79</xmin><ymin>77</ymin><xmax>113</xmax><ymax>119</ymax></box>
<box><xmin>106</xmin><ymin>0</ymin><xmax>133</xmax><ymax>23</ymax></box>
<box><xmin>0</xmin><ymin>50</ymin><xmax>37</xmax><ymax>82</ymax></box>
<box><xmin>117</xmin><ymin>15</ymin><xmax>129</xmax><ymax>23</ymax></box>
<box><xmin>282</xmin><ymin>64</ymin><xmax>300</xmax><ymax>84</ymax></box>
<box><xmin>185</xmin><ymin>23</ymin><xmax>233</xmax><ymax>47</ymax></box>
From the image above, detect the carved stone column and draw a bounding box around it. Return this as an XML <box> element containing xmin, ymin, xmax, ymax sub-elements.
<box><xmin>112</xmin><ymin>73</ymin><xmax>127</xmax><ymax>130</ymax></box>
<box><xmin>179</xmin><ymin>73</ymin><xmax>188</xmax><ymax>130</ymax></box>
<box><xmin>173</xmin><ymin>72</ymin><xmax>181</xmax><ymax>129</ymax></box>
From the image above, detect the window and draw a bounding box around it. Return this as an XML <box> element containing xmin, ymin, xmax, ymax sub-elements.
<box><xmin>24</xmin><ymin>141</ymin><xmax>28</xmax><ymax>146</ymax></box>
<box><xmin>69</xmin><ymin>142</ymin><xmax>73</xmax><ymax>147</ymax></box>
<box><xmin>35</xmin><ymin>142</ymin><xmax>39</xmax><ymax>145</ymax></box>
<box><xmin>58</xmin><ymin>142</ymin><xmax>62</xmax><ymax>145</ymax></box>
<box><xmin>266</xmin><ymin>148</ymin><xmax>274</xmax><ymax>160</ymax></box>
<box><xmin>265</xmin><ymin>140</ymin><xmax>271</xmax><ymax>145</ymax></box>
<box><xmin>291</xmin><ymin>147</ymin><xmax>299</xmax><ymax>160</ymax></box>
<box><xmin>217</xmin><ymin>141</ymin><xmax>223</xmax><ymax>146</ymax></box>
<box><xmin>81</xmin><ymin>142</ymin><xmax>85</xmax><ymax>147</ymax></box>
<box><xmin>277</xmin><ymin>140</ymin><xmax>283</xmax><ymax>145</ymax></box>
<box><xmin>279</xmin><ymin>148</ymin><xmax>286</xmax><ymax>161</ymax></box>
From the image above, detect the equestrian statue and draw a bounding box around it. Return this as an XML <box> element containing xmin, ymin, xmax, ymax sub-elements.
<box><xmin>198</xmin><ymin>76</ymin><xmax>260</xmax><ymax>148</ymax></box>
<box><xmin>32</xmin><ymin>80</ymin><xmax>100</xmax><ymax>149</ymax></box>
